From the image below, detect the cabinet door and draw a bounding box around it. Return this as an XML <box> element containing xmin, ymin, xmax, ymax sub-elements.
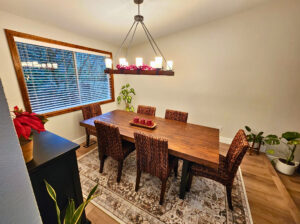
<box><xmin>30</xmin><ymin>152</ymin><xmax>86</xmax><ymax>224</ymax></box>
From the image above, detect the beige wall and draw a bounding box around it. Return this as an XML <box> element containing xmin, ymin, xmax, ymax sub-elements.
<box><xmin>1</xmin><ymin>0</ymin><xmax>300</xmax><ymax>158</ymax></box>
<box><xmin>127</xmin><ymin>0</ymin><xmax>300</xmax><ymax>144</ymax></box>
<box><xmin>0</xmin><ymin>10</ymin><xmax>126</xmax><ymax>142</ymax></box>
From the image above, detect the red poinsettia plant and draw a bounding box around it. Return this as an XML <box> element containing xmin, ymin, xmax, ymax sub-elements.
<box><xmin>12</xmin><ymin>106</ymin><xmax>48</xmax><ymax>141</ymax></box>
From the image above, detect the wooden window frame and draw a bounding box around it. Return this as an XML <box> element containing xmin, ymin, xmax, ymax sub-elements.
<box><xmin>5</xmin><ymin>29</ymin><xmax>115</xmax><ymax>117</ymax></box>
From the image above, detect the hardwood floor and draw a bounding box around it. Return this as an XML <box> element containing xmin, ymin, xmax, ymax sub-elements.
<box><xmin>85</xmin><ymin>203</ymin><xmax>118</xmax><ymax>224</ymax></box>
<box><xmin>278</xmin><ymin>172</ymin><xmax>300</xmax><ymax>209</ymax></box>
<box><xmin>235</xmin><ymin>144</ymin><xmax>300</xmax><ymax>224</ymax></box>
<box><xmin>77</xmin><ymin>140</ymin><xmax>300</xmax><ymax>224</ymax></box>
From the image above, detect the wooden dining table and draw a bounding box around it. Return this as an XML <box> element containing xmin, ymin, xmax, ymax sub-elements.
<box><xmin>80</xmin><ymin>109</ymin><xmax>219</xmax><ymax>199</ymax></box>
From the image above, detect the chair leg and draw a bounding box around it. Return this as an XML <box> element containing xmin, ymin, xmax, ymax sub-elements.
<box><xmin>135</xmin><ymin>168</ymin><xmax>141</xmax><ymax>192</ymax></box>
<box><xmin>99</xmin><ymin>154</ymin><xmax>105</xmax><ymax>173</ymax></box>
<box><xmin>117</xmin><ymin>160</ymin><xmax>124</xmax><ymax>183</ymax></box>
<box><xmin>226</xmin><ymin>185</ymin><xmax>233</xmax><ymax>210</ymax></box>
<box><xmin>174</xmin><ymin>160</ymin><xmax>178</xmax><ymax>178</ymax></box>
<box><xmin>159</xmin><ymin>179</ymin><xmax>167</xmax><ymax>205</ymax></box>
<box><xmin>186</xmin><ymin>173</ymin><xmax>193</xmax><ymax>192</ymax></box>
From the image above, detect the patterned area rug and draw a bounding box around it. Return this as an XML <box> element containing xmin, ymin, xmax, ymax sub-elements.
<box><xmin>78</xmin><ymin>148</ymin><xmax>252</xmax><ymax>224</ymax></box>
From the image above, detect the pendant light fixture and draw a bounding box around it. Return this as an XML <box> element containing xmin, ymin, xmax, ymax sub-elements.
<box><xmin>104</xmin><ymin>0</ymin><xmax>174</xmax><ymax>76</ymax></box>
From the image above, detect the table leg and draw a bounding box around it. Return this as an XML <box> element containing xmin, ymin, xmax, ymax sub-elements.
<box><xmin>179</xmin><ymin>160</ymin><xmax>190</xmax><ymax>199</ymax></box>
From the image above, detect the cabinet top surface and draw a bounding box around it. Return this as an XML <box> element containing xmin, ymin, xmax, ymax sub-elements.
<box><xmin>26</xmin><ymin>131</ymin><xmax>80</xmax><ymax>172</ymax></box>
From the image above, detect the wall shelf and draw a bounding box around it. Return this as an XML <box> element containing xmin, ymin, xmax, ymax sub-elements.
<box><xmin>104</xmin><ymin>68</ymin><xmax>174</xmax><ymax>76</ymax></box>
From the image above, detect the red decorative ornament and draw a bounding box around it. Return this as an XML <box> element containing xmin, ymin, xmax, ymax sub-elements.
<box><xmin>116</xmin><ymin>64</ymin><xmax>155</xmax><ymax>71</ymax></box>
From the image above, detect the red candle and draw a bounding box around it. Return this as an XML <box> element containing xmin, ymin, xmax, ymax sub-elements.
<box><xmin>140</xmin><ymin>119</ymin><xmax>146</xmax><ymax>124</ymax></box>
<box><xmin>146</xmin><ymin>119</ymin><xmax>153</xmax><ymax>126</ymax></box>
<box><xmin>133</xmin><ymin>117</ymin><xmax>139</xmax><ymax>123</ymax></box>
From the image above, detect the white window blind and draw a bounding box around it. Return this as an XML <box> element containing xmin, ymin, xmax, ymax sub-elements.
<box><xmin>15</xmin><ymin>41</ymin><xmax>112</xmax><ymax>114</ymax></box>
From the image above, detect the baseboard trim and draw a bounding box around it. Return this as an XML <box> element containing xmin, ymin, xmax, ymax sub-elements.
<box><xmin>72</xmin><ymin>135</ymin><xmax>86</xmax><ymax>145</ymax></box>
<box><xmin>220</xmin><ymin>136</ymin><xmax>233</xmax><ymax>145</ymax></box>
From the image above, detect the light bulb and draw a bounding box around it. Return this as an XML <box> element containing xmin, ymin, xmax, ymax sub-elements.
<box><xmin>150</xmin><ymin>61</ymin><xmax>156</xmax><ymax>68</ymax></box>
<box><xmin>155</xmin><ymin>57</ymin><xmax>162</xmax><ymax>68</ymax></box>
<box><xmin>167</xmin><ymin>60</ymin><xmax>173</xmax><ymax>70</ymax></box>
<box><xmin>105</xmin><ymin>58</ymin><xmax>112</xmax><ymax>68</ymax></box>
<box><xmin>119</xmin><ymin>58</ymin><xmax>127</xmax><ymax>66</ymax></box>
<box><xmin>33</xmin><ymin>61</ymin><xmax>39</xmax><ymax>68</ymax></box>
<box><xmin>52</xmin><ymin>63</ymin><xmax>58</xmax><ymax>69</ymax></box>
<box><xmin>136</xmin><ymin>57</ymin><xmax>143</xmax><ymax>67</ymax></box>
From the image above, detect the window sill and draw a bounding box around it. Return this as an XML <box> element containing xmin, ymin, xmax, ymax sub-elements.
<box><xmin>41</xmin><ymin>99</ymin><xmax>114</xmax><ymax>118</ymax></box>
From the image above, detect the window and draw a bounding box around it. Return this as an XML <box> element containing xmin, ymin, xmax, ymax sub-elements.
<box><xmin>5</xmin><ymin>29</ymin><xmax>114</xmax><ymax>117</ymax></box>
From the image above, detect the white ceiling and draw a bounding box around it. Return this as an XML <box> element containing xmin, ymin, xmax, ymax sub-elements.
<box><xmin>0</xmin><ymin>0</ymin><xmax>271</xmax><ymax>46</ymax></box>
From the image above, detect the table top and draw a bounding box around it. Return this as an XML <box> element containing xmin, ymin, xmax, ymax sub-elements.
<box><xmin>27</xmin><ymin>131</ymin><xmax>80</xmax><ymax>173</ymax></box>
<box><xmin>80</xmin><ymin>110</ymin><xmax>219</xmax><ymax>169</ymax></box>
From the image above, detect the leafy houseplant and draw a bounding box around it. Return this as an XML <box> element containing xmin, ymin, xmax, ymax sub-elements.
<box><xmin>117</xmin><ymin>83</ymin><xmax>136</xmax><ymax>112</ymax></box>
<box><xmin>12</xmin><ymin>106</ymin><xmax>48</xmax><ymax>163</ymax></box>
<box><xmin>245</xmin><ymin>126</ymin><xmax>265</xmax><ymax>155</ymax></box>
<box><xmin>265</xmin><ymin>132</ymin><xmax>300</xmax><ymax>175</ymax></box>
<box><xmin>45</xmin><ymin>180</ymin><xmax>98</xmax><ymax>224</ymax></box>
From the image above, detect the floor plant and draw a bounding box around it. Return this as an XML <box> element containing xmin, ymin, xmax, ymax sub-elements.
<box><xmin>244</xmin><ymin>126</ymin><xmax>265</xmax><ymax>154</ymax></box>
<box><xmin>264</xmin><ymin>132</ymin><xmax>300</xmax><ymax>175</ymax></box>
<box><xmin>45</xmin><ymin>180</ymin><xmax>98</xmax><ymax>224</ymax></box>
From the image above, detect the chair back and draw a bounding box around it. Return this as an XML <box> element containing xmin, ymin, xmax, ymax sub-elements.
<box><xmin>137</xmin><ymin>105</ymin><xmax>156</xmax><ymax>116</ymax></box>
<box><xmin>165</xmin><ymin>109</ymin><xmax>188</xmax><ymax>122</ymax></box>
<box><xmin>134</xmin><ymin>132</ymin><xmax>169</xmax><ymax>180</ymax></box>
<box><xmin>94</xmin><ymin>120</ymin><xmax>123</xmax><ymax>161</ymax></box>
<box><xmin>226</xmin><ymin>129</ymin><xmax>249</xmax><ymax>177</ymax></box>
<box><xmin>82</xmin><ymin>103</ymin><xmax>102</xmax><ymax>120</ymax></box>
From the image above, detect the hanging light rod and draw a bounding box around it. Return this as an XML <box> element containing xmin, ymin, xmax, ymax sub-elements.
<box><xmin>104</xmin><ymin>0</ymin><xmax>174</xmax><ymax>76</ymax></box>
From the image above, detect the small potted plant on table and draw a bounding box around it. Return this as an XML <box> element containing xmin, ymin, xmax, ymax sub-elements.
<box><xmin>265</xmin><ymin>132</ymin><xmax>300</xmax><ymax>175</ymax></box>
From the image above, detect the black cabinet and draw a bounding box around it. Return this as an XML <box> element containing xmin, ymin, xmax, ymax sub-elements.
<box><xmin>27</xmin><ymin>131</ymin><xmax>89</xmax><ymax>224</ymax></box>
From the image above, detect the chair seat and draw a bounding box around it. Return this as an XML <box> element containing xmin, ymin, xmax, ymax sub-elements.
<box><xmin>190</xmin><ymin>155</ymin><xmax>230</xmax><ymax>184</ymax></box>
<box><xmin>121</xmin><ymin>140</ymin><xmax>135</xmax><ymax>157</ymax></box>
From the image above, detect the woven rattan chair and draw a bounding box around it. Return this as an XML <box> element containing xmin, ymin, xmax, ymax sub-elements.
<box><xmin>165</xmin><ymin>109</ymin><xmax>188</xmax><ymax>123</ymax></box>
<box><xmin>94</xmin><ymin>120</ymin><xmax>135</xmax><ymax>183</ymax></box>
<box><xmin>134</xmin><ymin>132</ymin><xmax>178</xmax><ymax>205</ymax></box>
<box><xmin>137</xmin><ymin>105</ymin><xmax>156</xmax><ymax>116</ymax></box>
<box><xmin>186</xmin><ymin>129</ymin><xmax>249</xmax><ymax>210</ymax></box>
<box><xmin>82</xmin><ymin>103</ymin><xmax>102</xmax><ymax>147</ymax></box>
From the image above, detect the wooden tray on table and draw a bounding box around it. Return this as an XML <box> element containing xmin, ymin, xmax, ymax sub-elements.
<box><xmin>129</xmin><ymin>121</ymin><xmax>157</xmax><ymax>129</ymax></box>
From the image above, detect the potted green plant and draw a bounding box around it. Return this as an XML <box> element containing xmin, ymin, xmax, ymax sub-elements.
<box><xmin>245</xmin><ymin>126</ymin><xmax>265</xmax><ymax>155</ymax></box>
<box><xmin>117</xmin><ymin>83</ymin><xmax>136</xmax><ymax>112</ymax></box>
<box><xmin>265</xmin><ymin>132</ymin><xmax>300</xmax><ymax>175</ymax></box>
<box><xmin>45</xmin><ymin>180</ymin><xmax>98</xmax><ymax>224</ymax></box>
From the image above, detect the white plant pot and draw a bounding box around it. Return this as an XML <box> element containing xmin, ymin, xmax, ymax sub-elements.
<box><xmin>275</xmin><ymin>158</ymin><xmax>299</xmax><ymax>175</ymax></box>
<box><xmin>253</xmin><ymin>142</ymin><xmax>260</xmax><ymax>148</ymax></box>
